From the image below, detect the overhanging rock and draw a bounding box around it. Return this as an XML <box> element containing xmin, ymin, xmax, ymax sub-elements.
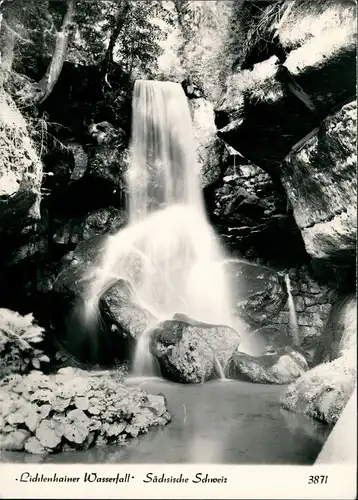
<box><xmin>281</xmin><ymin>100</ymin><xmax>357</xmax><ymax>266</ymax></box>
<box><xmin>215</xmin><ymin>0</ymin><xmax>356</xmax><ymax>176</ymax></box>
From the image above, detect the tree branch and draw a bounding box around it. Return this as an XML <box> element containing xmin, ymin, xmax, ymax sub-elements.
<box><xmin>102</xmin><ymin>0</ymin><xmax>130</xmax><ymax>75</ymax></box>
<box><xmin>35</xmin><ymin>0</ymin><xmax>75</xmax><ymax>104</ymax></box>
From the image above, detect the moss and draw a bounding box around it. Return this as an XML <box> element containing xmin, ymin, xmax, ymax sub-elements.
<box><xmin>281</xmin><ymin>356</ymin><xmax>356</xmax><ymax>425</ymax></box>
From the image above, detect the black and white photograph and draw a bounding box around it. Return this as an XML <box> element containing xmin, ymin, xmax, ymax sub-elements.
<box><xmin>0</xmin><ymin>0</ymin><xmax>356</xmax><ymax>498</ymax></box>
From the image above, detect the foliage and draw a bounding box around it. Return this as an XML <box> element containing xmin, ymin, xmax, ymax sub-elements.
<box><xmin>171</xmin><ymin>0</ymin><xmax>238</xmax><ymax>103</ymax></box>
<box><xmin>0</xmin><ymin>367</ymin><xmax>170</xmax><ymax>454</ymax></box>
<box><xmin>0</xmin><ymin>308</ymin><xmax>49</xmax><ymax>380</ymax></box>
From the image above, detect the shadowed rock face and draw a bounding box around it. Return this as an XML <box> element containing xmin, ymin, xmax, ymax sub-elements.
<box><xmin>281</xmin><ymin>101</ymin><xmax>356</xmax><ymax>266</ymax></box>
<box><xmin>150</xmin><ymin>317</ymin><xmax>240</xmax><ymax>384</ymax></box>
<box><xmin>0</xmin><ymin>92</ymin><xmax>43</xmax><ymax>232</ymax></box>
<box><xmin>210</xmin><ymin>162</ymin><xmax>309</xmax><ymax>266</ymax></box>
<box><xmin>215</xmin><ymin>1</ymin><xmax>356</xmax><ymax>269</ymax></box>
<box><xmin>314</xmin><ymin>294</ymin><xmax>357</xmax><ymax>366</ymax></box>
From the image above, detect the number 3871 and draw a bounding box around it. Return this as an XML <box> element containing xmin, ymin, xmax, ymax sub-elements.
<box><xmin>308</xmin><ymin>475</ymin><xmax>328</xmax><ymax>484</ymax></box>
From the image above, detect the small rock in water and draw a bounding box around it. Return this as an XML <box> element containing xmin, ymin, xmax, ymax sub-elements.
<box><xmin>225</xmin><ymin>347</ymin><xmax>308</xmax><ymax>384</ymax></box>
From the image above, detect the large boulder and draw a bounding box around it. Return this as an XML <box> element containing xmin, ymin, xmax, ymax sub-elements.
<box><xmin>281</xmin><ymin>101</ymin><xmax>356</xmax><ymax>266</ymax></box>
<box><xmin>281</xmin><ymin>296</ymin><xmax>356</xmax><ymax>424</ymax></box>
<box><xmin>100</xmin><ymin>280</ymin><xmax>156</xmax><ymax>342</ymax></box>
<box><xmin>0</xmin><ymin>91</ymin><xmax>43</xmax><ymax>232</ymax></box>
<box><xmin>150</xmin><ymin>315</ymin><xmax>240</xmax><ymax>383</ymax></box>
<box><xmin>280</xmin><ymin>356</ymin><xmax>356</xmax><ymax>425</ymax></box>
<box><xmin>226</xmin><ymin>347</ymin><xmax>308</xmax><ymax>384</ymax></box>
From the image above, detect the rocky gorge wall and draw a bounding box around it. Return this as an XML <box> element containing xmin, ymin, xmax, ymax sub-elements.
<box><xmin>270</xmin><ymin>267</ymin><xmax>333</xmax><ymax>354</ymax></box>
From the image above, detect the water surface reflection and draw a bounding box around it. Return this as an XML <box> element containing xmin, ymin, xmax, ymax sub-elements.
<box><xmin>1</xmin><ymin>379</ymin><xmax>331</xmax><ymax>465</ymax></box>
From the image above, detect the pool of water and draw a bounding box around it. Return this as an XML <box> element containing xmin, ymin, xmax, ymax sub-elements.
<box><xmin>1</xmin><ymin>378</ymin><xmax>332</xmax><ymax>464</ymax></box>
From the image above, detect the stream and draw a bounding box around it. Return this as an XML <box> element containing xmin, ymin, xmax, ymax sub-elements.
<box><xmin>1</xmin><ymin>378</ymin><xmax>331</xmax><ymax>464</ymax></box>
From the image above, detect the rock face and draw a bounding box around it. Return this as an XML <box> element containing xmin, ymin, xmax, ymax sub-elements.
<box><xmin>52</xmin><ymin>207</ymin><xmax>127</xmax><ymax>246</ymax></box>
<box><xmin>87</xmin><ymin>121</ymin><xmax>129</xmax><ymax>186</ymax></box>
<box><xmin>52</xmin><ymin>236</ymin><xmax>108</xmax><ymax>298</ymax></box>
<box><xmin>210</xmin><ymin>160</ymin><xmax>309</xmax><ymax>267</ymax></box>
<box><xmin>236</xmin><ymin>272</ymin><xmax>288</xmax><ymax>327</ymax></box>
<box><xmin>150</xmin><ymin>316</ymin><xmax>240</xmax><ymax>383</ymax></box>
<box><xmin>214</xmin><ymin>0</ymin><xmax>356</xmax><ymax>270</ymax></box>
<box><xmin>314</xmin><ymin>294</ymin><xmax>356</xmax><ymax>366</ymax></box>
<box><xmin>281</xmin><ymin>100</ymin><xmax>356</xmax><ymax>266</ymax></box>
<box><xmin>189</xmin><ymin>97</ymin><xmax>228</xmax><ymax>188</ymax></box>
<box><xmin>226</xmin><ymin>347</ymin><xmax>308</xmax><ymax>384</ymax></box>
<box><xmin>216</xmin><ymin>0</ymin><xmax>356</xmax><ymax>175</ymax></box>
<box><xmin>281</xmin><ymin>295</ymin><xmax>356</xmax><ymax>424</ymax></box>
<box><xmin>0</xmin><ymin>91</ymin><xmax>43</xmax><ymax>232</ymax></box>
<box><xmin>269</xmin><ymin>266</ymin><xmax>334</xmax><ymax>353</ymax></box>
<box><xmin>0</xmin><ymin>368</ymin><xmax>170</xmax><ymax>455</ymax></box>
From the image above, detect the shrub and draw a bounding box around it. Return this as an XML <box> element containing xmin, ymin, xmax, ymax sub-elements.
<box><xmin>0</xmin><ymin>368</ymin><xmax>170</xmax><ymax>454</ymax></box>
<box><xmin>0</xmin><ymin>308</ymin><xmax>49</xmax><ymax>380</ymax></box>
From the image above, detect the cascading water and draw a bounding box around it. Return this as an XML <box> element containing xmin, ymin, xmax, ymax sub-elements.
<box><xmin>285</xmin><ymin>274</ymin><xmax>300</xmax><ymax>346</ymax></box>
<box><xmin>84</xmin><ymin>80</ymin><xmax>239</xmax><ymax>377</ymax></box>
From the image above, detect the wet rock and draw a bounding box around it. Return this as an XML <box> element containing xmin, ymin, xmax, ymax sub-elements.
<box><xmin>226</xmin><ymin>347</ymin><xmax>308</xmax><ymax>384</ymax></box>
<box><xmin>0</xmin><ymin>91</ymin><xmax>42</xmax><ymax>231</ymax></box>
<box><xmin>189</xmin><ymin>98</ymin><xmax>228</xmax><ymax>188</ymax></box>
<box><xmin>100</xmin><ymin>280</ymin><xmax>156</xmax><ymax>341</ymax></box>
<box><xmin>281</xmin><ymin>101</ymin><xmax>356</xmax><ymax>266</ymax></box>
<box><xmin>150</xmin><ymin>316</ymin><xmax>240</xmax><ymax>383</ymax></box>
<box><xmin>236</xmin><ymin>273</ymin><xmax>288</xmax><ymax>327</ymax></box>
<box><xmin>87</xmin><ymin>121</ymin><xmax>129</xmax><ymax>186</ymax></box>
<box><xmin>52</xmin><ymin>236</ymin><xmax>108</xmax><ymax>298</ymax></box>
<box><xmin>7</xmin><ymin>236</ymin><xmax>48</xmax><ymax>265</ymax></box>
<box><xmin>53</xmin><ymin>207</ymin><xmax>127</xmax><ymax>246</ymax></box>
<box><xmin>182</xmin><ymin>78</ymin><xmax>205</xmax><ymax>99</ymax></box>
<box><xmin>314</xmin><ymin>294</ymin><xmax>356</xmax><ymax>366</ymax></box>
<box><xmin>67</xmin><ymin>142</ymin><xmax>88</xmax><ymax>182</ymax></box>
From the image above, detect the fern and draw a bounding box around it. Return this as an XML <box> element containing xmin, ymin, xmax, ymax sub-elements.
<box><xmin>0</xmin><ymin>308</ymin><xmax>49</xmax><ymax>379</ymax></box>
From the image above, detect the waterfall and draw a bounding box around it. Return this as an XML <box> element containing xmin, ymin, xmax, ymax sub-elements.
<box><xmin>84</xmin><ymin>80</ymin><xmax>237</xmax><ymax>376</ymax></box>
<box><xmin>285</xmin><ymin>274</ymin><xmax>300</xmax><ymax>346</ymax></box>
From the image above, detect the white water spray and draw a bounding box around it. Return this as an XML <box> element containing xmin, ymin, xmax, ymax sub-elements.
<box><xmin>84</xmin><ymin>80</ymin><xmax>241</xmax><ymax>376</ymax></box>
<box><xmin>285</xmin><ymin>274</ymin><xmax>300</xmax><ymax>346</ymax></box>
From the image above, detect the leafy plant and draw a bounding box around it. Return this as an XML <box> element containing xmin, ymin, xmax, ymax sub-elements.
<box><xmin>0</xmin><ymin>308</ymin><xmax>49</xmax><ymax>379</ymax></box>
